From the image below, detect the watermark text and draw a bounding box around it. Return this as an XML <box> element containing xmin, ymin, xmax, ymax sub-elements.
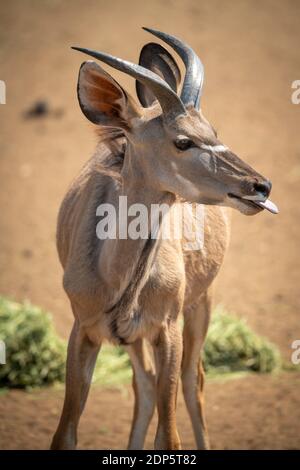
<box><xmin>291</xmin><ymin>340</ymin><xmax>300</xmax><ymax>365</ymax></box>
<box><xmin>0</xmin><ymin>80</ymin><xmax>6</xmax><ymax>104</ymax></box>
<box><xmin>96</xmin><ymin>197</ymin><xmax>205</xmax><ymax>251</ymax></box>
<box><xmin>0</xmin><ymin>340</ymin><xmax>6</xmax><ymax>364</ymax></box>
<box><xmin>291</xmin><ymin>80</ymin><xmax>300</xmax><ymax>104</ymax></box>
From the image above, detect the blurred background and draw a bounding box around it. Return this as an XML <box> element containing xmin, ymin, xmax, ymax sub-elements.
<box><xmin>0</xmin><ymin>0</ymin><xmax>299</xmax><ymax>450</ymax></box>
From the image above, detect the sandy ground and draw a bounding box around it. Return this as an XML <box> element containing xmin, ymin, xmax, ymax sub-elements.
<box><xmin>0</xmin><ymin>0</ymin><xmax>300</xmax><ymax>450</ymax></box>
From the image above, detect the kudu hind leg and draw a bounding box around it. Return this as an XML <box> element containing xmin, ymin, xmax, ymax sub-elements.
<box><xmin>126</xmin><ymin>339</ymin><xmax>156</xmax><ymax>449</ymax></box>
<box><xmin>51</xmin><ymin>320</ymin><xmax>100</xmax><ymax>449</ymax></box>
<box><xmin>182</xmin><ymin>291</ymin><xmax>211</xmax><ymax>450</ymax></box>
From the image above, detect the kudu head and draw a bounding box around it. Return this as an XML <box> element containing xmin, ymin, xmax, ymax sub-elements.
<box><xmin>72</xmin><ymin>27</ymin><xmax>278</xmax><ymax>215</ymax></box>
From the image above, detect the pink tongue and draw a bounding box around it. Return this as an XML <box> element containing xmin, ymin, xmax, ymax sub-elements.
<box><xmin>256</xmin><ymin>198</ymin><xmax>279</xmax><ymax>214</ymax></box>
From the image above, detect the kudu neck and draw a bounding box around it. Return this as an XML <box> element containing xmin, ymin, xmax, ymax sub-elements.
<box><xmin>120</xmin><ymin>140</ymin><xmax>168</xmax><ymax>207</ymax></box>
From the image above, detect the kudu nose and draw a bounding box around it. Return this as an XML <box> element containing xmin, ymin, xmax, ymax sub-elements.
<box><xmin>253</xmin><ymin>180</ymin><xmax>272</xmax><ymax>198</ymax></box>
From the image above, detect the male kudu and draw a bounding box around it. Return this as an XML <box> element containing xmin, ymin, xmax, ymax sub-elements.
<box><xmin>51</xmin><ymin>28</ymin><xmax>278</xmax><ymax>450</ymax></box>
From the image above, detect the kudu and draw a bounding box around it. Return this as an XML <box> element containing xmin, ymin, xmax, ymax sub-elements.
<box><xmin>51</xmin><ymin>28</ymin><xmax>278</xmax><ymax>450</ymax></box>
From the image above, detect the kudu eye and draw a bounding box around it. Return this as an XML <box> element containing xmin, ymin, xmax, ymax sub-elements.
<box><xmin>174</xmin><ymin>137</ymin><xmax>195</xmax><ymax>151</ymax></box>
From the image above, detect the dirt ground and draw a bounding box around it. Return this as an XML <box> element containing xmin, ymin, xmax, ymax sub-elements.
<box><xmin>0</xmin><ymin>373</ymin><xmax>299</xmax><ymax>450</ymax></box>
<box><xmin>0</xmin><ymin>0</ymin><xmax>300</xmax><ymax>450</ymax></box>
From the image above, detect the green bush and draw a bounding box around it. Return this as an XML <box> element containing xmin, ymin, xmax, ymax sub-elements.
<box><xmin>0</xmin><ymin>297</ymin><xmax>65</xmax><ymax>388</ymax></box>
<box><xmin>0</xmin><ymin>297</ymin><xmax>281</xmax><ymax>389</ymax></box>
<box><xmin>203</xmin><ymin>307</ymin><xmax>281</xmax><ymax>374</ymax></box>
<box><xmin>94</xmin><ymin>345</ymin><xmax>132</xmax><ymax>387</ymax></box>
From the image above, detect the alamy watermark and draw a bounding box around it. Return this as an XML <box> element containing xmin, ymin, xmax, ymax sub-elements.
<box><xmin>291</xmin><ymin>80</ymin><xmax>300</xmax><ymax>104</ymax></box>
<box><xmin>291</xmin><ymin>340</ymin><xmax>300</xmax><ymax>365</ymax></box>
<box><xmin>0</xmin><ymin>80</ymin><xmax>6</xmax><ymax>104</ymax></box>
<box><xmin>96</xmin><ymin>197</ymin><xmax>205</xmax><ymax>251</ymax></box>
<box><xmin>0</xmin><ymin>340</ymin><xmax>6</xmax><ymax>364</ymax></box>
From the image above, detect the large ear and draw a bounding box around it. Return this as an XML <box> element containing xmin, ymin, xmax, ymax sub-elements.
<box><xmin>77</xmin><ymin>60</ymin><xmax>140</xmax><ymax>129</ymax></box>
<box><xmin>136</xmin><ymin>42</ymin><xmax>181</xmax><ymax>108</ymax></box>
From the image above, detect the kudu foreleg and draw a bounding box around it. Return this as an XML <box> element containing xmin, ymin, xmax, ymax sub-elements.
<box><xmin>153</xmin><ymin>321</ymin><xmax>182</xmax><ymax>450</ymax></box>
<box><xmin>51</xmin><ymin>321</ymin><xmax>100</xmax><ymax>450</ymax></box>
<box><xmin>126</xmin><ymin>339</ymin><xmax>156</xmax><ymax>450</ymax></box>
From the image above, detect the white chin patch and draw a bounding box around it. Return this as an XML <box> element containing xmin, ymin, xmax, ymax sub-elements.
<box><xmin>228</xmin><ymin>197</ymin><xmax>260</xmax><ymax>215</ymax></box>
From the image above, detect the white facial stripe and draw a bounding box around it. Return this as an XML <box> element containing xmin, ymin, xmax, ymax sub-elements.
<box><xmin>199</xmin><ymin>151</ymin><xmax>218</xmax><ymax>173</ymax></box>
<box><xmin>200</xmin><ymin>144</ymin><xmax>228</xmax><ymax>153</ymax></box>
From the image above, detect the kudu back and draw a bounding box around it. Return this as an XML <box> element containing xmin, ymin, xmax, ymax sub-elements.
<box><xmin>51</xmin><ymin>28</ymin><xmax>278</xmax><ymax>450</ymax></box>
